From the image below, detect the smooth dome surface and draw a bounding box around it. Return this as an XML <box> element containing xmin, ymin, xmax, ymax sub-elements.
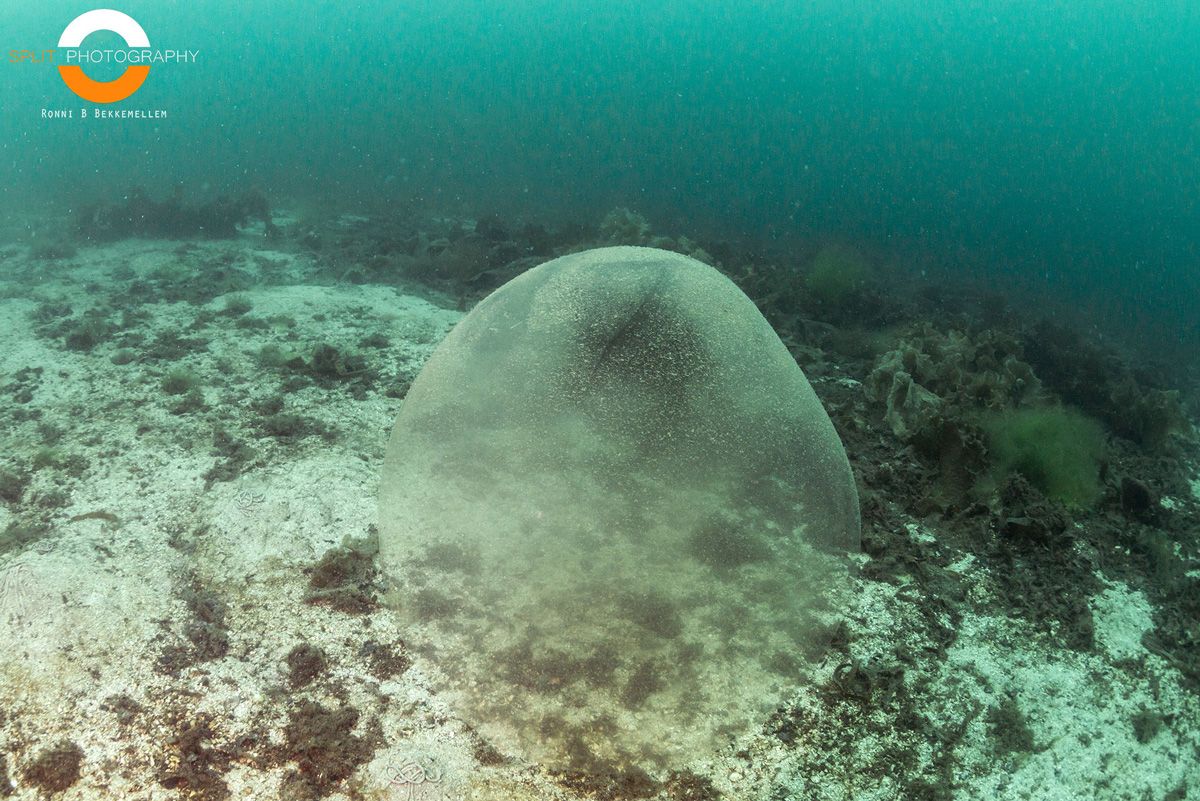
<box><xmin>378</xmin><ymin>246</ymin><xmax>859</xmax><ymax>773</ymax></box>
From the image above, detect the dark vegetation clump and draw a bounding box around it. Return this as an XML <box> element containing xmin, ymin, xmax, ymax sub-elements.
<box><xmin>256</xmin><ymin>412</ymin><xmax>332</xmax><ymax>442</ymax></box>
<box><xmin>163</xmin><ymin>522</ymin><xmax>211</xmax><ymax>554</ymax></box>
<box><xmin>100</xmin><ymin>693</ymin><xmax>143</xmax><ymax>726</ymax></box>
<box><xmin>980</xmin><ymin>406</ymin><xmax>1106</xmax><ymax>508</ymax></box>
<box><xmin>402</xmin><ymin>235</ymin><xmax>492</xmax><ymax>287</ymax></box>
<box><xmin>143</xmin><ymin>329</ymin><xmax>210</xmax><ymax>361</ymax></box>
<box><xmin>620</xmin><ymin>591</ymin><xmax>683</xmax><ymax>639</ymax></box>
<box><xmin>1</xmin><ymin>366</ymin><xmax>43</xmax><ymax>407</ymax></box>
<box><xmin>413</xmin><ymin>586</ymin><xmax>461</xmax><ymax>620</ymax></box>
<box><xmin>234</xmin><ymin>315</ymin><xmax>269</xmax><ymax>331</ymax></box>
<box><xmin>30</xmin><ymin>301</ymin><xmax>72</xmax><ymax>324</ymax></box>
<box><xmin>250</xmin><ymin>393</ymin><xmax>285</xmax><ymax>416</ymax></box>
<box><xmin>21</xmin><ymin>740</ymin><xmax>84</xmax><ymax>794</ymax></box>
<box><xmin>67</xmin><ymin>318</ymin><xmax>113</xmax><ymax>353</ymax></box>
<box><xmin>31</xmin><ymin>446</ymin><xmax>89</xmax><ymax>477</ymax></box>
<box><xmin>202</xmin><ymin>428</ymin><xmax>258</xmax><ymax>488</ymax></box>
<box><xmin>359</xmin><ymin>640</ymin><xmax>412</xmax><ymax>680</ymax></box>
<box><xmin>156</xmin><ymin>716</ymin><xmax>232</xmax><ymax>801</ymax></box>
<box><xmin>35</xmin><ymin>422</ymin><xmax>64</xmax><ymax>445</ymax></box>
<box><xmin>496</xmin><ymin>643</ymin><xmax>582</xmax><ymax>694</ymax></box>
<box><xmin>579</xmin><ymin>648</ymin><xmax>622</xmax><ymax>688</ymax></box>
<box><xmin>36</xmin><ymin>309</ymin><xmax>115</xmax><ymax>352</ymax></box>
<box><xmin>0</xmin><ymin>468</ymin><xmax>29</xmax><ymax>504</ymax></box>
<box><xmin>620</xmin><ymin>660</ymin><xmax>664</xmax><ymax>708</ymax></box>
<box><xmin>1119</xmin><ymin>476</ymin><xmax>1157</xmax><ymax>522</ymax></box>
<box><xmin>539</xmin><ymin>707</ymin><xmax>668</xmax><ymax>795</ymax></box>
<box><xmin>160</xmin><ymin>368</ymin><xmax>200</xmax><ymax>396</ymax></box>
<box><xmin>1130</xmin><ymin>708</ymin><xmax>1165</xmax><ymax>744</ymax></box>
<box><xmin>110</xmin><ymin>348</ymin><xmax>138</xmax><ymax>365</ymax></box>
<box><xmin>279</xmin><ymin>375</ymin><xmax>310</xmax><ymax>394</ymax></box>
<box><xmin>765</xmin><ymin>649</ymin><xmax>802</xmax><ymax>677</ymax></box>
<box><xmin>803</xmin><ymin>243</ymin><xmax>887</xmax><ymax>324</ymax></box>
<box><xmin>0</xmin><ymin>752</ymin><xmax>13</xmax><ymax>796</ymax></box>
<box><xmin>552</xmin><ymin>729</ymin><xmax>661</xmax><ymax>800</ymax></box>
<box><xmin>32</xmin><ymin>488</ymin><xmax>69</xmax><ymax>510</ymax></box>
<box><xmin>496</xmin><ymin>640</ymin><xmax>622</xmax><ymax>695</ymax></box>
<box><xmin>169</xmin><ymin>387</ymin><xmax>207</xmax><ymax>415</ymax></box>
<box><xmin>665</xmin><ymin>770</ymin><xmax>721</xmax><ymax>801</ymax></box>
<box><xmin>303</xmin><ymin>542</ymin><xmax>380</xmax><ymax>614</ymax></box>
<box><xmin>308</xmin><ymin>343</ymin><xmax>368</xmax><ymax>380</ymax></box>
<box><xmin>818</xmin><ymin>660</ymin><xmax>908</xmax><ymax>710</ymax></box>
<box><xmin>157</xmin><ymin>580</ymin><xmax>231</xmax><ymax>676</ymax></box>
<box><xmin>219</xmin><ymin>295</ymin><xmax>253</xmax><ymax>317</ymax></box>
<box><xmin>987</xmin><ymin>693</ymin><xmax>1036</xmax><ymax>758</ymax></box>
<box><xmin>1023</xmin><ymin>320</ymin><xmax>1190</xmax><ymax>452</ymax></box>
<box><xmin>258</xmin><ymin>343</ymin><xmax>377</xmax><ymax>398</ymax></box>
<box><xmin>77</xmin><ymin>186</ymin><xmax>277</xmax><ymax>241</ymax></box>
<box><xmin>472</xmin><ymin>736</ymin><xmax>508</xmax><ymax>766</ymax></box>
<box><xmin>555</xmin><ymin>766</ymin><xmax>661</xmax><ymax>801</ymax></box>
<box><xmin>183</xmin><ymin>584</ymin><xmax>230</xmax><ymax>652</ymax></box>
<box><xmin>278</xmin><ymin>700</ymin><xmax>379</xmax><ymax>800</ymax></box>
<box><xmin>286</xmin><ymin>644</ymin><xmax>327</xmax><ymax>689</ymax></box>
<box><xmin>993</xmin><ymin>475</ymin><xmax>1069</xmax><ymax>547</ymax></box>
<box><xmin>254</xmin><ymin>346</ymin><xmax>293</xmax><ymax>371</ymax></box>
<box><xmin>764</xmin><ymin>646</ymin><xmax>968</xmax><ymax>795</ymax></box>
<box><xmin>359</xmin><ymin>332</ymin><xmax>390</xmax><ymax>349</ymax></box>
<box><xmin>302</xmin><ymin>208</ymin><xmax>586</xmax><ymax>304</ymax></box>
<box><xmin>0</xmin><ymin>518</ymin><xmax>52</xmax><ymax>556</ymax></box>
<box><xmin>992</xmin><ymin>475</ymin><xmax>1097</xmax><ymax>652</ymax></box>
<box><xmin>384</xmin><ymin>378</ymin><xmax>411</xmax><ymax>399</ymax></box>
<box><xmin>126</xmin><ymin>255</ymin><xmax>256</xmax><ymax>307</ymax></box>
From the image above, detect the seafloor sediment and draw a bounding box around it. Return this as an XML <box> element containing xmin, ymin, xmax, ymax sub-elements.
<box><xmin>0</xmin><ymin>205</ymin><xmax>1197</xmax><ymax>801</ymax></box>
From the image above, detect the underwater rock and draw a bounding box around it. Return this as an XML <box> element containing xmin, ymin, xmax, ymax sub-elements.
<box><xmin>1119</xmin><ymin>476</ymin><xmax>1156</xmax><ymax>519</ymax></box>
<box><xmin>378</xmin><ymin>246</ymin><xmax>860</xmax><ymax>774</ymax></box>
<box><xmin>1022</xmin><ymin>320</ymin><xmax>1191</xmax><ymax>452</ymax></box>
<box><xmin>599</xmin><ymin>207</ymin><xmax>654</xmax><ymax>245</ymax></box>
<box><xmin>865</xmin><ymin>324</ymin><xmax>1042</xmax><ymax>437</ymax></box>
<box><xmin>77</xmin><ymin>186</ymin><xmax>276</xmax><ymax>241</ymax></box>
<box><xmin>876</xmin><ymin>368</ymin><xmax>942</xmax><ymax>440</ymax></box>
<box><xmin>596</xmin><ymin>208</ymin><xmax>716</xmax><ymax>265</ymax></box>
<box><xmin>994</xmin><ymin>474</ymin><xmax>1068</xmax><ymax>545</ymax></box>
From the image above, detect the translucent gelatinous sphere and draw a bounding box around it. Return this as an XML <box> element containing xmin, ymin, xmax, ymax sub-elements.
<box><xmin>378</xmin><ymin>246</ymin><xmax>860</xmax><ymax>774</ymax></box>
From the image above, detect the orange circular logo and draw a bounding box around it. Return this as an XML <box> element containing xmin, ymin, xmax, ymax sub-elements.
<box><xmin>57</xmin><ymin>9</ymin><xmax>150</xmax><ymax>103</ymax></box>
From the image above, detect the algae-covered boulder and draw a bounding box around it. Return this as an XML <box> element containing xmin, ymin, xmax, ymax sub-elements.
<box><xmin>378</xmin><ymin>246</ymin><xmax>859</xmax><ymax>774</ymax></box>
